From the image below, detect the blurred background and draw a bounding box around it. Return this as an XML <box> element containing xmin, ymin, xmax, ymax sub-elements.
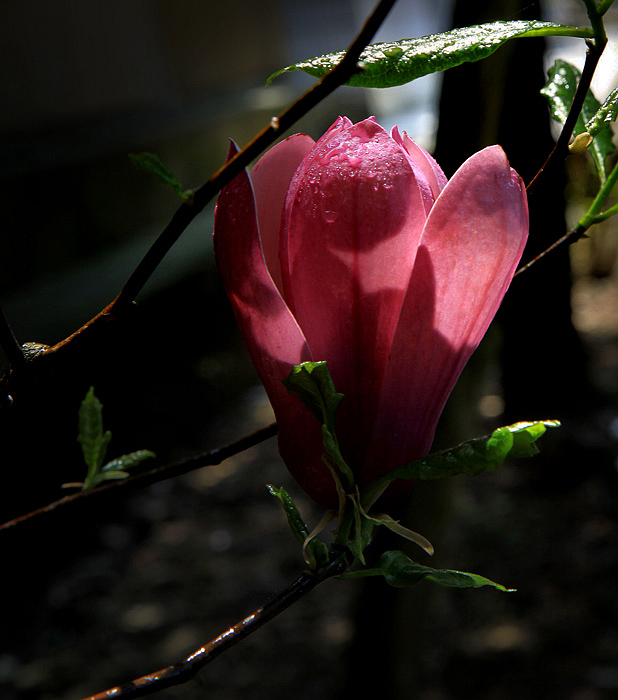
<box><xmin>1</xmin><ymin>1</ymin><xmax>618</xmax><ymax>699</ymax></box>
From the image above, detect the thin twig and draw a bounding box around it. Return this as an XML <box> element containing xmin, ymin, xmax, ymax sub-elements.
<box><xmin>114</xmin><ymin>0</ymin><xmax>397</xmax><ymax>310</ymax></box>
<box><xmin>526</xmin><ymin>37</ymin><xmax>606</xmax><ymax>194</ymax></box>
<box><xmin>0</xmin><ymin>0</ymin><xmax>399</xmax><ymax>400</ymax></box>
<box><xmin>513</xmin><ymin>225</ymin><xmax>586</xmax><ymax>277</ymax></box>
<box><xmin>0</xmin><ymin>307</ymin><xmax>25</xmax><ymax>370</ymax></box>
<box><xmin>82</xmin><ymin>555</ymin><xmax>348</xmax><ymax>700</ymax></box>
<box><xmin>0</xmin><ymin>422</ymin><xmax>277</xmax><ymax>534</ymax></box>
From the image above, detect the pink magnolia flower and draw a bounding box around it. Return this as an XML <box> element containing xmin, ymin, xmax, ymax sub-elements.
<box><xmin>214</xmin><ymin>116</ymin><xmax>528</xmax><ymax>508</ymax></box>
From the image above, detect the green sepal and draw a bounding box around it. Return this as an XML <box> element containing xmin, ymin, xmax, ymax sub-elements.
<box><xmin>129</xmin><ymin>152</ymin><xmax>193</xmax><ymax>203</ymax></box>
<box><xmin>283</xmin><ymin>361</ymin><xmax>343</xmax><ymax>434</ymax></box>
<box><xmin>267</xmin><ymin>485</ymin><xmax>330</xmax><ymax>569</ymax></box>
<box><xmin>306</xmin><ymin>538</ymin><xmax>330</xmax><ymax>570</ymax></box>
<box><xmin>267</xmin><ymin>484</ymin><xmax>310</xmax><ymax>544</ymax></box>
<box><xmin>541</xmin><ymin>59</ymin><xmax>616</xmax><ymax>182</ymax></box>
<box><xmin>362</xmin><ymin>420</ymin><xmax>559</xmax><ymax>505</ymax></box>
<box><xmin>284</xmin><ymin>362</ymin><xmax>355</xmax><ymax>490</ymax></box>
<box><xmin>340</xmin><ymin>550</ymin><xmax>514</xmax><ymax>592</ymax></box>
<box><xmin>267</xmin><ymin>21</ymin><xmax>591</xmax><ymax>88</ymax></box>
<box><xmin>346</xmin><ymin>506</ymin><xmax>375</xmax><ymax>566</ymax></box>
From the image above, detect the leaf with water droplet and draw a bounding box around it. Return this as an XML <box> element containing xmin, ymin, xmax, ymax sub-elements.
<box><xmin>541</xmin><ymin>59</ymin><xmax>616</xmax><ymax>182</ymax></box>
<box><xmin>267</xmin><ymin>21</ymin><xmax>591</xmax><ymax>88</ymax></box>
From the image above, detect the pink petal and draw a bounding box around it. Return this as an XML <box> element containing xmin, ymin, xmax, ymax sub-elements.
<box><xmin>391</xmin><ymin>126</ymin><xmax>448</xmax><ymax>200</ymax></box>
<box><xmin>361</xmin><ymin>145</ymin><xmax>528</xmax><ymax>488</ymax></box>
<box><xmin>280</xmin><ymin>117</ymin><xmax>431</xmax><ymax>472</ymax></box>
<box><xmin>250</xmin><ymin>133</ymin><xmax>315</xmax><ymax>296</ymax></box>
<box><xmin>213</xmin><ymin>143</ymin><xmax>334</xmax><ymax>507</ymax></box>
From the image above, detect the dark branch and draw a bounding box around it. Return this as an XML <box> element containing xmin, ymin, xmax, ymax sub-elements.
<box><xmin>0</xmin><ymin>422</ymin><xmax>277</xmax><ymax>534</ymax></box>
<box><xmin>513</xmin><ymin>225</ymin><xmax>587</xmax><ymax>277</ymax></box>
<box><xmin>81</xmin><ymin>555</ymin><xmax>349</xmax><ymax>700</ymax></box>
<box><xmin>1</xmin><ymin>0</ymin><xmax>399</xmax><ymax>401</ymax></box>
<box><xmin>526</xmin><ymin>38</ymin><xmax>606</xmax><ymax>193</ymax></box>
<box><xmin>114</xmin><ymin>0</ymin><xmax>398</xmax><ymax>310</ymax></box>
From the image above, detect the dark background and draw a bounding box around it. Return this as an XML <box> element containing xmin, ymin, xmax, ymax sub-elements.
<box><xmin>1</xmin><ymin>1</ymin><xmax>618</xmax><ymax>699</ymax></box>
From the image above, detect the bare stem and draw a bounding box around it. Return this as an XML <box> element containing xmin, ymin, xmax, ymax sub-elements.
<box><xmin>526</xmin><ymin>37</ymin><xmax>606</xmax><ymax>193</ymax></box>
<box><xmin>0</xmin><ymin>422</ymin><xmax>277</xmax><ymax>534</ymax></box>
<box><xmin>113</xmin><ymin>0</ymin><xmax>397</xmax><ymax>311</ymax></box>
<box><xmin>0</xmin><ymin>0</ymin><xmax>398</xmax><ymax>395</ymax></box>
<box><xmin>0</xmin><ymin>307</ymin><xmax>25</xmax><ymax>371</ymax></box>
<box><xmin>513</xmin><ymin>225</ymin><xmax>587</xmax><ymax>277</ymax></box>
<box><xmin>81</xmin><ymin>555</ymin><xmax>348</xmax><ymax>700</ymax></box>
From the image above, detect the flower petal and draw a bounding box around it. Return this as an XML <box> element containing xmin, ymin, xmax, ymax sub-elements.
<box><xmin>280</xmin><ymin>117</ymin><xmax>431</xmax><ymax>471</ymax></box>
<box><xmin>362</xmin><ymin>145</ymin><xmax>528</xmax><ymax>488</ymax></box>
<box><xmin>213</xmin><ymin>142</ymin><xmax>334</xmax><ymax>506</ymax></box>
<box><xmin>250</xmin><ymin>133</ymin><xmax>315</xmax><ymax>296</ymax></box>
<box><xmin>391</xmin><ymin>126</ymin><xmax>448</xmax><ymax>200</ymax></box>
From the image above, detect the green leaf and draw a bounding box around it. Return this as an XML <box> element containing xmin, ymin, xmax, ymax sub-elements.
<box><xmin>101</xmin><ymin>450</ymin><xmax>156</xmax><ymax>473</ymax></box>
<box><xmin>283</xmin><ymin>362</ymin><xmax>356</xmax><ymax>490</ymax></box>
<box><xmin>268</xmin><ymin>21</ymin><xmax>591</xmax><ymax>88</ymax></box>
<box><xmin>283</xmin><ymin>361</ymin><xmax>343</xmax><ymax>434</ymax></box>
<box><xmin>77</xmin><ymin>387</ymin><xmax>110</xmax><ymax>473</ymax></box>
<box><xmin>362</xmin><ymin>420</ymin><xmax>559</xmax><ymax>505</ymax></box>
<box><xmin>541</xmin><ymin>59</ymin><xmax>616</xmax><ymax>182</ymax></box>
<box><xmin>129</xmin><ymin>152</ymin><xmax>193</xmax><ymax>202</ymax></box>
<box><xmin>341</xmin><ymin>550</ymin><xmax>514</xmax><ymax>591</ymax></box>
<box><xmin>586</xmin><ymin>87</ymin><xmax>618</xmax><ymax>138</ymax></box>
<box><xmin>267</xmin><ymin>484</ymin><xmax>310</xmax><ymax>544</ymax></box>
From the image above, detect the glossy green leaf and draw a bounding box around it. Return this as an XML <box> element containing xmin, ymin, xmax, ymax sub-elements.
<box><xmin>341</xmin><ymin>550</ymin><xmax>514</xmax><ymax>591</ymax></box>
<box><xmin>77</xmin><ymin>387</ymin><xmax>110</xmax><ymax>474</ymax></box>
<box><xmin>129</xmin><ymin>152</ymin><xmax>193</xmax><ymax>202</ymax></box>
<box><xmin>267</xmin><ymin>484</ymin><xmax>310</xmax><ymax>544</ymax></box>
<box><xmin>541</xmin><ymin>59</ymin><xmax>616</xmax><ymax>182</ymax></box>
<box><xmin>363</xmin><ymin>420</ymin><xmax>559</xmax><ymax>504</ymax></box>
<box><xmin>586</xmin><ymin>87</ymin><xmax>618</xmax><ymax>137</ymax></box>
<box><xmin>268</xmin><ymin>21</ymin><xmax>591</xmax><ymax>88</ymax></box>
<box><xmin>283</xmin><ymin>361</ymin><xmax>343</xmax><ymax>434</ymax></box>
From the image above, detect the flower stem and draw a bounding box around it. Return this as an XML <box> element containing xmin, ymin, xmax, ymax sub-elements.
<box><xmin>578</xmin><ymin>158</ymin><xmax>618</xmax><ymax>227</ymax></box>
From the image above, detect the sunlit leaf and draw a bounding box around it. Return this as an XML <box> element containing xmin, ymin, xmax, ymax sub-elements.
<box><xmin>362</xmin><ymin>420</ymin><xmax>559</xmax><ymax>505</ymax></box>
<box><xmin>541</xmin><ymin>59</ymin><xmax>616</xmax><ymax>182</ymax></box>
<box><xmin>586</xmin><ymin>87</ymin><xmax>618</xmax><ymax>137</ymax></box>
<box><xmin>268</xmin><ymin>21</ymin><xmax>591</xmax><ymax>88</ymax></box>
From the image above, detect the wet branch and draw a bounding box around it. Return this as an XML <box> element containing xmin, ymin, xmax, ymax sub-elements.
<box><xmin>82</xmin><ymin>555</ymin><xmax>349</xmax><ymax>700</ymax></box>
